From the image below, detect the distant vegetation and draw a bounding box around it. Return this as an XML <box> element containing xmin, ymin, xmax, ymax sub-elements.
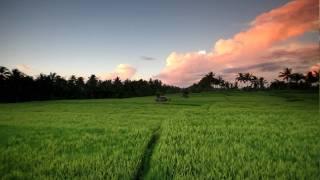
<box><xmin>189</xmin><ymin>69</ymin><xmax>319</xmax><ymax>92</ymax></box>
<box><xmin>0</xmin><ymin>66</ymin><xmax>318</xmax><ymax>102</ymax></box>
<box><xmin>0</xmin><ymin>66</ymin><xmax>180</xmax><ymax>102</ymax></box>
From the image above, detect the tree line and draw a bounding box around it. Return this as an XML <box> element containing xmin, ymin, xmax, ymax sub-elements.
<box><xmin>188</xmin><ymin>68</ymin><xmax>319</xmax><ymax>92</ymax></box>
<box><xmin>0</xmin><ymin>66</ymin><xmax>318</xmax><ymax>102</ymax></box>
<box><xmin>0</xmin><ymin>66</ymin><xmax>180</xmax><ymax>102</ymax></box>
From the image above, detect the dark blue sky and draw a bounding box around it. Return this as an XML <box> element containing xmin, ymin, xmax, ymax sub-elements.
<box><xmin>0</xmin><ymin>0</ymin><xmax>290</xmax><ymax>78</ymax></box>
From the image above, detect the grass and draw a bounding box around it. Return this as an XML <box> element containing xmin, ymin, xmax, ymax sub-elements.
<box><xmin>0</xmin><ymin>90</ymin><xmax>319</xmax><ymax>179</ymax></box>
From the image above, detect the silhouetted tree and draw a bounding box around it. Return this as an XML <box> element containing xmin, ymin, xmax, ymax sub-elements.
<box><xmin>0</xmin><ymin>66</ymin><xmax>11</xmax><ymax>80</ymax></box>
<box><xmin>289</xmin><ymin>73</ymin><xmax>304</xmax><ymax>84</ymax></box>
<box><xmin>189</xmin><ymin>72</ymin><xmax>233</xmax><ymax>92</ymax></box>
<box><xmin>236</xmin><ymin>73</ymin><xmax>254</xmax><ymax>89</ymax></box>
<box><xmin>258</xmin><ymin>77</ymin><xmax>267</xmax><ymax>89</ymax></box>
<box><xmin>305</xmin><ymin>71</ymin><xmax>319</xmax><ymax>86</ymax></box>
<box><xmin>249</xmin><ymin>75</ymin><xmax>258</xmax><ymax>89</ymax></box>
<box><xmin>76</xmin><ymin>77</ymin><xmax>85</xmax><ymax>98</ymax></box>
<box><xmin>0</xmin><ymin>66</ymin><xmax>180</xmax><ymax>102</ymax></box>
<box><xmin>270</xmin><ymin>79</ymin><xmax>286</xmax><ymax>89</ymax></box>
<box><xmin>198</xmin><ymin>72</ymin><xmax>215</xmax><ymax>90</ymax></box>
<box><xmin>8</xmin><ymin>69</ymin><xmax>29</xmax><ymax>101</ymax></box>
<box><xmin>279</xmin><ymin>68</ymin><xmax>292</xmax><ymax>82</ymax></box>
<box><xmin>87</xmin><ymin>74</ymin><xmax>98</xmax><ymax>98</ymax></box>
<box><xmin>1</xmin><ymin>65</ymin><xmax>317</xmax><ymax>103</ymax></box>
<box><xmin>233</xmin><ymin>81</ymin><xmax>238</xmax><ymax>89</ymax></box>
<box><xmin>236</xmin><ymin>73</ymin><xmax>246</xmax><ymax>87</ymax></box>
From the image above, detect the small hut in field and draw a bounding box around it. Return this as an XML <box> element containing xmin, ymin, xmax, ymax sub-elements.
<box><xmin>155</xmin><ymin>93</ymin><xmax>169</xmax><ymax>102</ymax></box>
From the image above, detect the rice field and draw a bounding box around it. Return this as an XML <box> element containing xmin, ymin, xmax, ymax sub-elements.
<box><xmin>0</xmin><ymin>91</ymin><xmax>319</xmax><ymax>179</ymax></box>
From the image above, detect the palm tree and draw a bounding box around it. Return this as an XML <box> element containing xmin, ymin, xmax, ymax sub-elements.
<box><xmin>237</xmin><ymin>73</ymin><xmax>252</xmax><ymax>88</ymax></box>
<box><xmin>258</xmin><ymin>77</ymin><xmax>267</xmax><ymax>89</ymax></box>
<box><xmin>8</xmin><ymin>69</ymin><xmax>26</xmax><ymax>102</ymax></box>
<box><xmin>305</xmin><ymin>71</ymin><xmax>319</xmax><ymax>85</ymax></box>
<box><xmin>279</xmin><ymin>68</ymin><xmax>292</xmax><ymax>82</ymax></box>
<box><xmin>270</xmin><ymin>79</ymin><xmax>286</xmax><ymax>89</ymax></box>
<box><xmin>10</xmin><ymin>69</ymin><xmax>25</xmax><ymax>80</ymax></box>
<box><xmin>289</xmin><ymin>73</ymin><xmax>304</xmax><ymax>84</ymax></box>
<box><xmin>249</xmin><ymin>74</ymin><xmax>258</xmax><ymax>88</ymax></box>
<box><xmin>0</xmin><ymin>66</ymin><xmax>11</xmax><ymax>80</ymax></box>
<box><xmin>68</xmin><ymin>75</ymin><xmax>77</xmax><ymax>86</ymax></box>
<box><xmin>236</xmin><ymin>73</ymin><xmax>244</xmax><ymax>84</ymax></box>
<box><xmin>87</xmin><ymin>74</ymin><xmax>99</xmax><ymax>98</ymax></box>
<box><xmin>234</xmin><ymin>81</ymin><xmax>238</xmax><ymax>89</ymax></box>
<box><xmin>217</xmin><ymin>76</ymin><xmax>224</xmax><ymax>89</ymax></box>
<box><xmin>48</xmin><ymin>72</ymin><xmax>57</xmax><ymax>83</ymax></box>
<box><xmin>199</xmin><ymin>72</ymin><xmax>215</xmax><ymax>90</ymax></box>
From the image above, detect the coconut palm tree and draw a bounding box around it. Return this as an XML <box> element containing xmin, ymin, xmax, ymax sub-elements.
<box><xmin>199</xmin><ymin>72</ymin><xmax>215</xmax><ymax>90</ymax></box>
<box><xmin>289</xmin><ymin>73</ymin><xmax>304</xmax><ymax>84</ymax></box>
<box><xmin>279</xmin><ymin>68</ymin><xmax>292</xmax><ymax>82</ymax></box>
<box><xmin>0</xmin><ymin>66</ymin><xmax>11</xmax><ymax>80</ymax></box>
<box><xmin>48</xmin><ymin>72</ymin><xmax>57</xmax><ymax>83</ymax></box>
<box><xmin>258</xmin><ymin>77</ymin><xmax>267</xmax><ymax>89</ymax></box>
<box><xmin>236</xmin><ymin>73</ymin><xmax>250</xmax><ymax>88</ymax></box>
<box><xmin>248</xmin><ymin>74</ymin><xmax>258</xmax><ymax>88</ymax></box>
<box><xmin>217</xmin><ymin>76</ymin><xmax>224</xmax><ymax>89</ymax></box>
<box><xmin>10</xmin><ymin>69</ymin><xmax>25</xmax><ymax>80</ymax></box>
<box><xmin>244</xmin><ymin>73</ymin><xmax>253</xmax><ymax>87</ymax></box>
<box><xmin>236</xmin><ymin>73</ymin><xmax>244</xmax><ymax>85</ymax></box>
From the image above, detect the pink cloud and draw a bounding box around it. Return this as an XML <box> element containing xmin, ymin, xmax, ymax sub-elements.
<box><xmin>155</xmin><ymin>0</ymin><xmax>318</xmax><ymax>86</ymax></box>
<box><xmin>100</xmin><ymin>64</ymin><xmax>137</xmax><ymax>80</ymax></box>
<box><xmin>224</xmin><ymin>43</ymin><xmax>319</xmax><ymax>77</ymax></box>
<box><xmin>310</xmin><ymin>63</ymin><xmax>320</xmax><ymax>73</ymax></box>
<box><xmin>15</xmin><ymin>64</ymin><xmax>39</xmax><ymax>76</ymax></box>
<box><xmin>261</xmin><ymin>43</ymin><xmax>319</xmax><ymax>62</ymax></box>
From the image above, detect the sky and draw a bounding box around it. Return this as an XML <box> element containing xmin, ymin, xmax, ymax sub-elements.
<box><xmin>0</xmin><ymin>0</ymin><xmax>318</xmax><ymax>86</ymax></box>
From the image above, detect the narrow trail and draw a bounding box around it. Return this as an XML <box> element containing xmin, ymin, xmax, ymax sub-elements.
<box><xmin>134</xmin><ymin>126</ymin><xmax>161</xmax><ymax>180</ymax></box>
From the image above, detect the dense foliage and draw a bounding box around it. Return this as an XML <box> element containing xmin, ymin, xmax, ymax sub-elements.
<box><xmin>0</xmin><ymin>66</ymin><xmax>180</xmax><ymax>102</ymax></box>
<box><xmin>188</xmin><ymin>68</ymin><xmax>319</xmax><ymax>92</ymax></box>
<box><xmin>0</xmin><ymin>66</ymin><xmax>318</xmax><ymax>102</ymax></box>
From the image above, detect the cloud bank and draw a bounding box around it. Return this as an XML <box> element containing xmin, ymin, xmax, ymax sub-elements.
<box><xmin>155</xmin><ymin>0</ymin><xmax>318</xmax><ymax>86</ymax></box>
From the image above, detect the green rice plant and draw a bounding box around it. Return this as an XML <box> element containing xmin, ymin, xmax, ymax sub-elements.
<box><xmin>0</xmin><ymin>91</ymin><xmax>318</xmax><ymax>179</ymax></box>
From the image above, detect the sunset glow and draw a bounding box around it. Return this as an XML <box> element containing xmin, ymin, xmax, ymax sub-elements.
<box><xmin>0</xmin><ymin>0</ymin><xmax>318</xmax><ymax>87</ymax></box>
<box><xmin>156</xmin><ymin>0</ymin><xmax>318</xmax><ymax>86</ymax></box>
